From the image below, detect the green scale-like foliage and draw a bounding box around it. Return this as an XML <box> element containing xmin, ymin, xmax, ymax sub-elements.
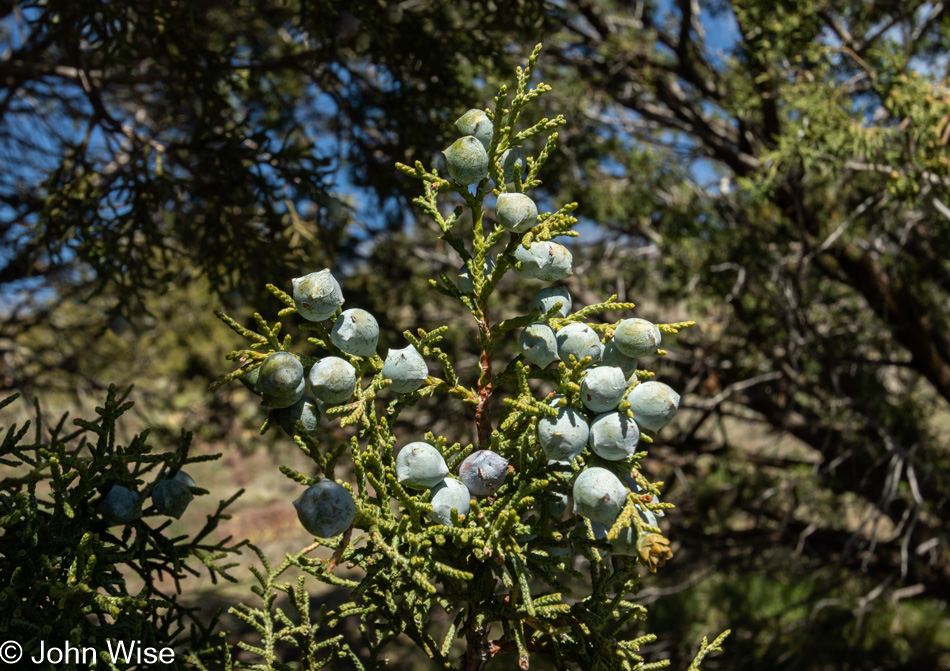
<box><xmin>211</xmin><ymin>47</ymin><xmax>727</xmax><ymax>671</ymax></box>
<box><xmin>0</xmin><ymin>386</ymin><xmax>246</xmax><ymax>669</ymax></box>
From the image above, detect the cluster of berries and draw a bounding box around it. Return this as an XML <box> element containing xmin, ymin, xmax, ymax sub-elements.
<box><xmin>228</xmin><ymin>107</ymin><xmax>683</xmax><ymax>553</ymax></box>
<box><xmin>100</xmin><ymin>471</ymin><xmax>197</xmax><ymax>525</ymax></box>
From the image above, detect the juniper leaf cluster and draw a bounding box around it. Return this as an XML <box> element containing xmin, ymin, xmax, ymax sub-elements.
<box><xmin>0</xmin><ymin>386</ymin><xmax>246</xmax><ymax>669</ymax></box>
<box><xmin>212</xmin><ymin>47</ymin><xmax>726</xmax><ymax>671</ymax></box>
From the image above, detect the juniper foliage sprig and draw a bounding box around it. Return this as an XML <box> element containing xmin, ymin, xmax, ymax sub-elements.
<box><xmin>0</xmin><ymin>386</ymin><xmax>246</xmax><ymax>670</ymax></box>
<box><xmin>211</xmin><ymin>45</ymin><xmax>727</xmax><ymax>671</ymax></box>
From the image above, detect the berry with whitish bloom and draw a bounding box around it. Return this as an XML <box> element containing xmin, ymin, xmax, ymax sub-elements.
<box><xmin>443</xmin><ymin>136</ymin><xmax>489</xmax><ymax>184</ymax></box>
<box><xmin>152</xmin><ymin>471</ymin><xmax>196</xmax><ymax>519</ymax></box>
<box><xmin>520</xmin><ymin>322</ymin><xmax>558</xmax><ymax>368</ymax></box>
<box><xmin>539</xmin><ymin>406</ymin><xmax>590</xmax><ymax>462</ymax></box>
<box><xmin>614</xmin><ymin>318</ymin><xmax>661</xmax><ymax>358</ymax></box>
<box><xmin>573</xmin><ymin>466</ymin><xmax>629</xmax><ymax>525</ymax></box>
<box><xmin>499</xmin><ymin>146</ymin><xmax>527</xmax><ymax>185</ymax></box>
<box><xmin>255</xmin><ymin>352</ymin><xmax>306</xmax><ymax>408</ymax></box>
<box><xmin>514</xmin><ymin>241</ymin><xmax>573</xmax><ymax>281</ymax></box>
<box><xmin>458</xmin><ymin>450</ymin><xmax>508</xmax><ymax>496</ymax></box>
<box><xmin>292</xmin><ymin>269</ymin><xmax>344</xmax><ymax>321</ymax></box>
<box><xmin>607</xmin><ymin>524</ymin><xmax>639</xmax><ymax>556</ymax></box>
<box><xmin>276</xmin><ymin>396</ymin><xmax>321</xmax><ymax>437</ymax></box>
<box><xmin>547</xmin><ymin>491</ymin><xmax>569</xmax><ymax>519</ymax></box>
<box><xmin>556</xmin><ymin>323</ymin><xmax>603</xmax><ymax>364</ymax></box>
<box><xmin>626</xmin><ymin>381</ymin><xmax>681</xmax><ymax>432</ymax></box>
<box><xmin>429</xmin><ymin>477</ymin><xmax>472</xmax><ymax>526</ymax></box>
<box><xmin>101</xmin><ymin>485</ymin><xmax>140</xmax><ymax>525</ymax></box>
<box><xmin>239</xmin><ymin>363</ymin><xmax>261</xmax><ymax>393</ymax></box>
<box><xmin>293</xmin><ymin>479</ymin><xmax>356</xmax><ymax>537</ymax></box>
<box><xmin>455</xmin><ymin>109</ymin><xmax>492</xmax><ymax>150</ymax></box>
<box><xmin>382</xmin><ymin>346</ymin><xmax>428</xmax><ymax>394</ymax></box>
<box><xmin>580</xmin><ymin>366</ymin><xmax>628</xmax><ymax>412</ymax></box>
<box><xmin>309</xmin><ymin>357</ymin><xmax>357</xmax><ymax>405</ymax></box>
<box><xmin>396</xmin><ymin>442</ymin><xmax>449</xmax><ymax>489</ymax></box>
<box><xmin>531</xmin><ymin>286</ymin><xmax>572</xmax><ymax>319</ymax></box>
<box><xmin>495</xmin><ymin>193</ymin><xmax>538</xmax><ymax>233</ymax></box>
<box><xmin>600</xmin><ymin>340</ymin><xmax>637</xmax><ymax>379</ymax></box>
<box><xmin>588</xmin><ymin>411</ymin><xmax>641</xmax><ymax>461</ymax></box>
<box><xmin>330</xmin><ymin>308</ymin><xmax>379</xmax><ymax>357</ymax></box>
<box><xmin>457</xmin><ymin>257</ymin><xmax>496</xmax><ymax>295</ymax></box>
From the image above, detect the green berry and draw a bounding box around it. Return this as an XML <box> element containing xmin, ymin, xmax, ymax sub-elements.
<box><xmin>101</xmin><ymin>485</ymin><xmax>140</xmax><ymax>525</ymax></box>
<box><xmin>531</xmin><ymin>286</ymin><xmax>572</xmax><ymax>318</ymax></box>
<box><xmin>382</xmin><ymin>346</ymin><xmax>428</xmax><ymax>394</ymax></box>
<box><xmin>292</xmin><ymin>269</ymin><xmax>344</xmax><ymax>321</ymax></box>
<box><xmin>276</xmin><ymin>396</ymin><xmax>321</xmax><ymax>437</ymax></box>
<box><xmin>555</xmin><ymin>323</ymin><xmax>603</xmax><ymax>364</ymax></box>
<box><xmin>429</xmin><ymin>477</ymin><xmax>472</xmax><ymax>526</ymax></box>
<box><xmin>455</xmin><ymin>109</ymin><xmax>492</xmax><ymax>150</ymax></box>
<box><xmin>547</xmin><ymin>491</ymin><xmax>569</xmax><ymax>519</ymax></box>
<box><xmin>152</xmin><ymin>471</ymin><xmax>196</xmax><ymax>519</ymax></box>
<box><xmin>499</xmin><ymin>146</ymin><xmax>527</xmax><ymax>185</ymax></box>
<box><xmin>572</xmin><ymin>467</ymin><xmax>629</xmax><ymax>525</ymax></box>
<box><xmin>443</xmin><ymin>136</ymin><xmax>489</xmax><ymax>184</ymax></box>
<box><xmin>330</xmin><ymin>308</ymin><xmax>379</xmax><ymax>357</ymax></box>
<box><xmin>600</xmin><ymin>340</ymin><xmax>638</xmax><ymax>378</ymax></box>
<box><xmin>588</xmin><ymin>412</ymin><xmax>640</xmax><ymax>461</ymax></box>
<box><xmin>580</xmin><ymin>366</ymin><xmax>627</xmax><ymax>412</ymax></box>
<box><xmin>514</xmin><ymin>241</ymin><xmax>573</xmax><ymax>281</ymax></box>
<box><xmin>255</xmin><ymin>352</ymin><xmax>305</xmax><ymax>408</ymax></box>
<box><xmin>539</xmin><ymin>406</ymin><xmax>590</xmax><ymax>461</ymax></box>
<box><xmin>458</xmin><ymin>450</ymin><xmax>508</xmax><ymax>496</ymax></box>
<box><xmin>614</xmin><ymin>318</ymin><xmax>661</xmax><ymax>358</ymax></box>
<box><xmin>238</xmin><ymin>363</ymin><xmax>262</xmax><ymax>393</ymax></box>
<box><xmin>293</xmin><ymin>479</ymin><xmax>356</xmax><ymax>537</ymax></box>
<box><xmin>626</xmin><ymin>381</ymin><xmax>680</xmax><ymax>432</ymax></box>
<box><xmin>495</xmin><ymin>193</ymin><xmax>538</xmax><ymax>233</ymax></box>
<box><xmin>309</xmin><ymin>357</ymin><xmax>357</xmax><ymax>405</ymax></box>
<box><xmin>396</xmin><ymin>442</ymin><xmax>449</xmax><ymax>489</ymax></box>
<box><xmin>520</xmin><ymin>322</ymin><xmax>559</xmax><ymax>368</ymax></box>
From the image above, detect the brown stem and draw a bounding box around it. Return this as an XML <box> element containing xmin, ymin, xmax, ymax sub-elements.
<box><xmin>474</xmin><ymin>305</ymin><xmax>494</xmax><ymax>449</ymax></box>
<box><xmin>461</xmin><ymin>624</ymin><xmax>492</xmax><ymax>671</ymax></box>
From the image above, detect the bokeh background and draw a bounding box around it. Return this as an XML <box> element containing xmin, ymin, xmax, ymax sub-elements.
<box><xmin>1</xmin><ymin>1</ymin><xmax>949</xmax><ymax>669</ymax></box>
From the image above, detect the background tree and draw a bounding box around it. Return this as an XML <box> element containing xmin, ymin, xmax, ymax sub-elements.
<box><xmin>2</xmin><ymin>1</ymin><xmax>949</xmax><ymax>669</ymax></box>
